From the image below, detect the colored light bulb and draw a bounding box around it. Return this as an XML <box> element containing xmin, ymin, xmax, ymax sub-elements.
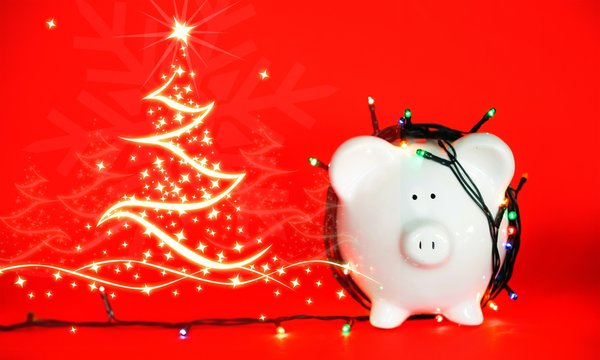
<box><xmin>398</xmin><ymin>117</ymin><xmax>406</xmax><ymax>126</ymax></box>
<box><xmin>489</xmin><ymin>302</ymin><xmax>499</xmax><ymax>311</ymax></box>
<box><xmin>435</xmin><ymin>315</ymin><xmax>443</xmax><ymax>323</ymax></box>
<box><xmin>504</xmin><ymin>242</ymin><xmax>513</xmax><ymax>250</ymax></box>
<box><xmin>508</xmin><ymin>211</ymin><xmax>517</xmax><ymax>220</ymax></box>
<box><xmin>308</xmin><ymin>157</ymin><xmax>319</xmax><ymax>167</ymax></box>
<box><xmin>276</xmin><ymin>326</ymin><xmax>286</xmax><ymax>335</ymax></box>
<box><xmin>416</xmin><ymin>149</ymin><xmax>425</xmax><ymax>157</ymax></box>
<box><xmin>341</xmin><ymin>323</ymin><xmax>351</xmax><ymax>335</ymax></box>
<box><xmin>404</xmin><ymin>108</ymin><xmax>412</xmax><ymax>120</ymax></box>
<box><xmin>179</xmin><ymin>328</ymin><xmax>188</xmax><ymax>338</ymax></box>
<box><xmin>368</xmin><ymin>96</ymin><xmax>375</xmax><ymax>105</ymax></box>
<box><xmin>507</xmin><ymin>226</ymin><xmax>516</xmax><ymax>235</ymax></box>
<box><xmin>486</xmin><ymin>108</ymin><xmax>496</xmax><ymax>118</ymax></box>
<box><xmin>509</xmin><ymin>291</ymin><xmax>518</xmax><ymax>301</ymax></box>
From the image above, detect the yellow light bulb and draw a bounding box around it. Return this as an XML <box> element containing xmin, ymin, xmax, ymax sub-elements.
<box><xmin>276</xmin><ymin>326</ymin><xmax>286</xmax><ymax>335</ymax></box>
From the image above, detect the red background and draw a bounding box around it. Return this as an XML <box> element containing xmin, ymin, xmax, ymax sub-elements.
<box><xmin>1</xmin><ymin>0</ymin><xmax>599</xmax><ymax>358</ymax></box>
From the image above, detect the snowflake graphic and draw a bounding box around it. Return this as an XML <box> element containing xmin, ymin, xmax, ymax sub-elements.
<box><xmin>4</xmin><ymin>0</ymin><xmax>336</xmax><ymax>269</ymax></box>
<box><xmin>26</xmin><ymin>0</ymin><xmax>336</xmax><ymax>175</ymax></box>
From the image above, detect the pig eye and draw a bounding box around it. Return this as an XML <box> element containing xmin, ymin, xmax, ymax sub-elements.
<box><xmin>412</xmin><ymin>194</ymin><xmax>418</xmax><ymax>200</ymax></box>
<box><xmin>430</xmin><ymin>193</ymin><xmax>436</xmax><ymax>199</ymax></box>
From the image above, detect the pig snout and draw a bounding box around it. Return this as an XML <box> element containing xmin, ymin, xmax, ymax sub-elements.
<box><xmin>400</xmin><ymin>221</ymin><xmax>452</xmax><ymax>267</ymax></box>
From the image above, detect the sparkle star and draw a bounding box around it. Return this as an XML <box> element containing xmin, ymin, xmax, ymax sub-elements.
<box><xmin>155</xmin><ymin>183</ymin><xmax>165</xmax><ymax>192</ymax></box>
<box><xmin>196</xmin><ymin>242</ymin><xmax>207</xmax><ymax>252</ymax></box>
<box><xmin>46</xmin><ymin>19</ymin><xmax>56</xmax><ymax>29</ymax></box>
<box><xmin>233</xmin><ymin>242</ymin><xmax>243</xmax><ymax>253</ymax></box>
<box><xmin>208</xmin><ymin>208</ymin><xmax>220</xmax><ymax>219</ymax></box>
<box><xmin>96</xmin><ymin>161</ymin><xmax>106</xmax><ymax>171</ymax></box>
<box><xmin>174</xmin><ymin>66</ymin><xmax>186</xmax><ymax>76</ymax></box>
<box><xmin>168</xmin><ymin>19</ymin><xmax>195</xmax><ymax>44</ymax></box>
<box><xmin>337</xmin><ymin>289</ymin><xmax>346</xmax><ymax>299</ymax></box>
<box><xmin>15</xmin><ymin>276</ymin><xmax>26</xmax><ymax>287</ymax></box>
<box><xmin>174</xmin><ymin>230</ymin><xmax>186</xmax><ymax>242</ymax></box>
<box><xmin>230</xmin><ymin>275</ymin><xmax>241</xmax><ymax>287</ymax></box>
<box><xmin>153</xmin><ymin>157</ymin><xmax>164</xmax><ymax>167</ymax></box>
<box><xmin>259</xmin><ymin>69</ymin><xmax>269</xmax><ymax>80</ymax></box>
<box><xmin>201</xmin><ymin>134</ymin><xmax>212</xmax><ymax>144</ymax></box>
<box><xmin>291</xmin><ymin>278</ymin><xmax>300</xmax><ymax>288</ymax></box>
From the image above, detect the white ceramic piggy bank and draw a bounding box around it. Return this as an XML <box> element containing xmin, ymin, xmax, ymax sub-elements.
<box><xmin>329</xmin><ymin>133</ymin><xmax>514</xmax><ymax>328</ymax></box>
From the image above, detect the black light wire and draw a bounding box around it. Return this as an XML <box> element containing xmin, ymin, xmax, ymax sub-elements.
<box><xmin>0</xmin><ymin>104</ymin><xmax>524</xmax><ymax>333</ymax></box>
<box><xmin>0</xmin><ymin>285</ymin><xmax>376</xmax><ymax>333</ymax></box>
<box><xmin>320</xmin><ymin>102</ymin><xmax>525</xmax><ymax>310</ymax></box>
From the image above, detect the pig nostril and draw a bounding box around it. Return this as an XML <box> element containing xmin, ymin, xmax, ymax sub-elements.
<box><xmin>432</xmin><ymin>241</ymin><xmax>435</xmax><ymax>250</ymax></box>
<box><xmin>419</xmin><ymin>241</ymin><xmax>422</xmax><ymax>249</ymax></box>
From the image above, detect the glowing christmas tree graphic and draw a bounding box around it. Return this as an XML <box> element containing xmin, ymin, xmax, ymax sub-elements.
<box><xmin>0</xmin><ymin>7</ymin><xmax>377</xmax><ymax>300</ymax></box>
<box><xmin>98</xmin><ymin>65</ymin><xmax>269</xmax><ymax>273</ymax></box>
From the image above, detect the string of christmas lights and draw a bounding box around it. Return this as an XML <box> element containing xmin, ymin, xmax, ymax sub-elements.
<box><xmin>0</xmin><ymin>283</ymin><xmax>444</xmax><ymax>336</ymax></box>
<box><xmin>0</xmin><ymin>284</ymin><xmax>373</xmax><ymax>336</ymax></box>
<box><xmin>312</xmin><ymin>98</ymin><xmax>527</xmax><ymax>310</ymax></box>
<box><xmin>0</xmin><ymin>99</ymin><xmax>522</xmax><ymax>336</ymax></box>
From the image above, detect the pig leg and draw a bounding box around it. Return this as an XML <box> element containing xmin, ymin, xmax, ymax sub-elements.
<box><xmin>370</xmin><ymin>298</ymin><xmax>410</xmax><ymax>328</ymax></box>
<box><xmin>444</xmin><ymin>299</ymin><xmax>484</xmax><ymax>325</ymax></box>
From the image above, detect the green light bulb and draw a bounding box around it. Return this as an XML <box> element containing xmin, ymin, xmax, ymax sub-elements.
<box><xmin>486</xmin><ymin>108</ymin><xmax>496</xmax><ymax>118</ymax></box>
<box><xmin>341</xmin><ymin>323</ymin><xmax>351</xmax><ymax>335</ymax></box>
<box><xmin>416</xmin><ymin>149</ymin><xmax>425</xmax><ymax>157</ymax></box>
<box><xmin>308</xmin><ymin>157</ymin><xmax>319</xmax><ymax>167</ymax></box>
<box><xmin>404</xmin><ymin>108</ymin><xmax>412</xmax><ymax>119</ymax></box>
<box><xmin>508</xmin><ymin>211</ymin><xmax>517</xmax><ymax>220</ymax></box>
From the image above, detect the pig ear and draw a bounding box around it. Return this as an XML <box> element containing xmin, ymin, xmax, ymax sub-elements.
<box><xmin>329</xmin><ymin>136</ymin><xmax>396</xmax><ymax>201</ymax></box>
<box><xmin>453</xmin><ymin>133</ymin><xmax>515</xmax><ymax>209</ymax></box>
